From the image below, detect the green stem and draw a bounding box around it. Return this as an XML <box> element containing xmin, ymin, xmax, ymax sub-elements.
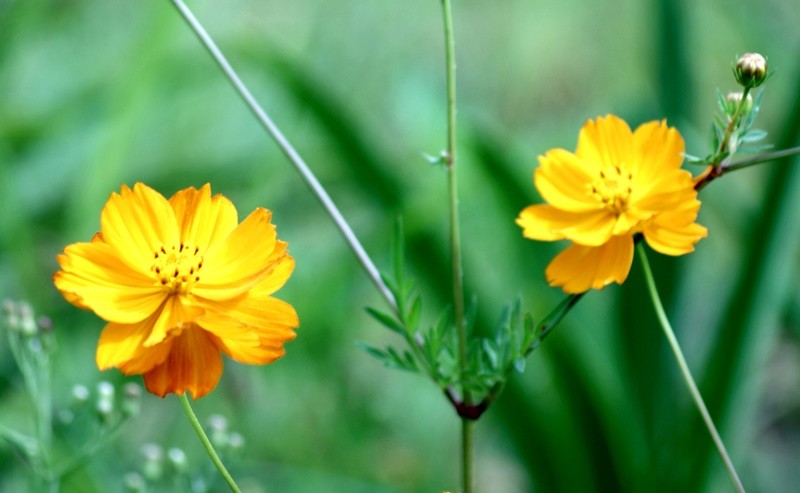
<box><xmin>717</xmin><ymin>87</ymin><xmax>751</xmax><ymax>160</ymax></box>
<box><xmin>723</xmin><ymin>145</ymin><xmax>800</xmax><ymax>173</ymax></box>
<box><xmin>168</xmin><ymin>0</ymin><xmax>397</xmax><ymax>316</ymax></box>
<box><xmin>636</xmin><ymin>244</ymin><xmax>745</xmax><ymax>493</ymax></box>
<box><xmin>439</xmin><ymin>1</ymin><xmax>473</xmax><ymax>492</ymax></box>
<box><xmin>178</xmin><ymin>394</ymin><xmax>242</xmax><ymax>493</ymax></box>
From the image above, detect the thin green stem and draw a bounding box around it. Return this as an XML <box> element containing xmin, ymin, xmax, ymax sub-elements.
<box><xmin>723</xmin><ymin>145</ymin><xmax>800</xmax><ymax>173</ymax></box>
<box><xmin>168</xmin><ymin>0</ymin><xmax>397</xmax><ymax>316</ymax></box>
<box><xmin>717</xmin><ymin>87</ymin><xmax>751</xmax><ymax>160</ymax></box>
<box><xmin>439</xmin><ymin>1</ymin><xmax>473</xmax><ymax>492</ymax></box>
<box><xmin>440</xmin><ymin>0</ymin><xmax>466</xmax><ymax>385</ymax></box>
<box><xmin>178</xmin><ymin>394</ymin><xmax>242</xmax><ymax>493</ymax></box>
<box><xmin>636</xmin><ymin>244</ymin><xmax>745</xmax><ymax>493</ymax></box>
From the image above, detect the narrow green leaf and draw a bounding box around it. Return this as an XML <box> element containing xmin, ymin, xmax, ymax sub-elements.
<box><xmin>356</xmin><ymin>341</ymin><xmax>391</xmax><ymax>363</ymax></box>
<box><xmin>740</xmin><ymin>129</ymin><xmax>768</xmax><ymax>143</ymax></box>
<box><xmin>365</xmin><ymin>307</ymin><xmax>405</xmax><ymax>335</ymax></box>
<box><xmin>392</xmin><ymin>215</ymin><xmax>404</xmax><ymax>285</ymax></box>
<box><xmin>407</xmin><ymin>295</ymin><xmax>422</xmax><ymax>332</ymax></box>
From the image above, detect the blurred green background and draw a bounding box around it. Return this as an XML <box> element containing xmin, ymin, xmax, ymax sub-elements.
<box><xmin>1</xmin><ymin>0</ymin><xmax>800</xmax><ymax>491</ymax></box>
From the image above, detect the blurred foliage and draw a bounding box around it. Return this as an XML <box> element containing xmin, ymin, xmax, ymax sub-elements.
<box><xmin>1</xmin><ymin>0</ymin><xmax>800</xmax><ymax>491</ymax></box>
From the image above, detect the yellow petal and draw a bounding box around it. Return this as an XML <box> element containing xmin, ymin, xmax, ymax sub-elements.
<box><xmin>54</xmin><ymin>240</ymin><xmax>166</xmax><ymax>324</ymax></box>
<box><xmin>545</xmin><ymin>235</ymin><xmax>634</xmax><ymax>293</ymax></box>
<box><xmin>169</xmin><ymin>184</ymin><xmax>239</xmax><ymax>248</ymax></box>
<box><xmin>633</xmin><ymin>169</ymin><xmax>697</xmax><ymax>213</ymax></box>
<box><xmin>575</xmin><ymin>115</ymin><xmax>635</xmax><ymax>172</ymax></box>
<box><xmin>197</xmin><ymin>294</ymin><xmax>297</xmax><ymax>364</ymax></box>
<box><xmin>143</xmin><ymin>296</ymin><xmax>204</xmax><ymax>347</ymax></box>
<box><xmin>642</xmin><ymin>208</ymin><xmax>708</xmax><ymax>256</ymax></box>
<box><xmin>250</xmin><ymin>250</ymin><xmax>295</xmax><ymax>297</ymax></box>
<box><xmin>631</xmin><ymin>120</ymin><xmax>685</xmax><ymax>179</ymax></box>
<box><xmin>100</xmin><ymin>183</ymin><xmax>180</xmax><ymax>273</ymax></box>
<box><xmin>143</xmin><ymin>327</ymin><xmax>223</xmax><ymax>399</ymax></box>
<box><xmin>96</xmin><ymin>315</ymin><xmax>173</xmax><ymax>374</ymax></box>
<box><xmin>192</xmin><ymin>208</ymin><xmax>283</xmax><ymax>300</ymax></box>
<box><xmin>517</xmin><ymin>204</ymin><xmax>616</xmax><ymax>246</ymax></box>
<box><xmin>534</xmin><ymin>149</ymin><xmax>598</xmax><ymax>212</ymax></box>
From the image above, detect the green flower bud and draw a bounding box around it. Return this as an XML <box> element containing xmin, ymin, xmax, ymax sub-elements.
<box><xmin>734</xmin><ymin>53</ymin><xmax>767</xmax><ymax>88</ymax></box>
<box><xmin>140</xmin><ymin>443</ymin><xmax>164</xmax><ymax>481</ymax></box>
<box><xmin>3</xmin><ymin>299</ymin><xmax>18</xmax><ymax>330</ymax></box>
<box><xmin>724</xmin><ymin>92</ymin><xmax>754</xmax><ymax>117</ymax></box>
<box><xmin>121</xmin><ymin>383</ymin><xmax>142</xmax><ymax>418</ymax></box>
<box><xmin>207</xmin><ymin>414</ymin><xmax>229</xmax><ymax>448</ymax></box>
<box><xmin>96</xmin><ymin>381</ymin><xmax>115</xmax><ymax>421</ymax></box>
<box><xmin>123</xmin><ymin>472</ymin><xmax>146</xmax><ymax>493</ymax></box>
<box><xmin>167</xmin><ymin>447</ymin><xmax>188</xmax><ymax>474</ymax></box>
<box><xmin>72</xmin><ymin>384</ymin><xmax>90</xmax><ymax>405</ymax></box>
<box><xmin>18</xmin><ymin>302</ymin><xmax>38</xmax><ymax>337</ymax></box>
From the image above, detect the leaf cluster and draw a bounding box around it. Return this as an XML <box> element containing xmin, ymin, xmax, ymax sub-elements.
<box><xmin>359</xmin><ymin>220</ymin><xmax>543</xmax><ymax>410</ymax></box>
<box><xmin>685</xmin><ymin>88</ymin><xmax>771</xmax><ymax>167</ymax></box>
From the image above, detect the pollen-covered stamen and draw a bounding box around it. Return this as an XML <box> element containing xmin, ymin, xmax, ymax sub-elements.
<box><xmin>151</xmin><ymin>242</ymin><xmax>204</xmax><ymax>293</ymax></box>
<box><xmin>589</xmin><ymin>164</ymin><xmax>634</xmax><ymax>215</ymax></box>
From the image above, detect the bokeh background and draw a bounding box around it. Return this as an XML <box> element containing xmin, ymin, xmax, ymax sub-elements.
<box><xmin>1</xmin><ymin>0</ymin><xmax>800</xmax><ymax>491</ymax></box>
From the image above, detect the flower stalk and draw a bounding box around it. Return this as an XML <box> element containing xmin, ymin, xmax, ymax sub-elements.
<box><xmin>178</xmin><ymin>394</ymin><xmax>242</xmax><ymax>493</ymax></box>
<box><xmin>636</xmin><ymin>243</ymin><xmax>745</xmax><ymax>493</ymax></box>
<box><xmin>438</xmin><ymin>0</ymin><xmax>474</xmax><ymax>491</ymax></box>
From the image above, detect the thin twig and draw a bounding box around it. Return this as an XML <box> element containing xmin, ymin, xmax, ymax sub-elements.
<box><xmin>169</xmin><ymin>0</ymin><xmax>397</xmax><ymax>314</ymax></box>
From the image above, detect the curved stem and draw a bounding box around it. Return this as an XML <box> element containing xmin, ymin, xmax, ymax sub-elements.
<box><xmin>178</xmin><ymin>394</ymin><xmax>242</xmax><ymax>493</ymax></box>
<box><xmin>636</xmin><ymin>244</ymin><xmax>745</xmax><ymax>493</ymax></box>
<box><xmin>168</xmin><ymin>0</ymin><xmax>397</xmax><ymax>315</ymax></box>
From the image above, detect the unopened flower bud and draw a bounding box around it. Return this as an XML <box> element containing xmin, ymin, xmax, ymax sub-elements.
<box><xmin>37</xmin><ymin>316</ymin><xmax>53</xmax><ymax>332</ymax></box>
<box><xmin>167</xmin><ymin>447</ymin><xmax>188</xmax><ymax>474</ymax></box>
<box><xmin>141</xmin><ymin>443</ymin><xmax>164</xmax><ymax>481</ymax></box>
<box><xmin>18</xmin><ymin>302</ymin><xmax>38</xmax><ymax>337</ymax></box>
<box><xmin>228</xmin><ymin>432</ymin><xmax>245</xmax><ymax>451</ymax></box>
<box><xmin>2</xmin><ymin>300</ymin><xmax>18</xmax><ymax>329</ymax></box>
<box><xmin>207</xmin><ymin>414</ymin><xmax>229</xmax><ymax>448</ymax></box>
<box><xmin>72</xmin><ymin>384</ymin><xmax>90</xmax><ymax>405</ymax></box>
<box><xmin>121</xmin><ymin>383</ymin><xmax>142</xmax><ymax>417</ymax></box>
<box><xmin>96</xmin><ymin>381</ymin><xmax>115</xmax><ymax>420</ymax></box>
<box><xmin>724</xmin><ymin>92</ymin><xmax>754</xmax><ymax>117</ymax></box>
<box><xmin>123</xmin><ymin>472</ymin><xmax>146</xmax><ymax>493</ymax></box>
<box><xmin>734</xmin><ymin>53</ymin><xmax>767</xmax><ymax>88</ymax></box>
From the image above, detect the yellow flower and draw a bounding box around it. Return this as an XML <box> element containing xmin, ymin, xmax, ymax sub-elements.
<box><xmin>54</xmin><ymin>183</ymin><xmax>298</xmax><ymax>398</ymax></box>
<box><xmin>516</xmin><ymin>115</ymin><xmax>707</xmax><ymax>293</ymax></box>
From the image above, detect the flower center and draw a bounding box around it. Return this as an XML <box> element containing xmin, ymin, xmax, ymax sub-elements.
<box><xmin>151</xmin><ymin>243</ymin><xmax>204</xmax><ymax>294</ymax></box>
<box><xmin>589</xmin><ymin>164</ymin><xmax>633</xmax><ymax>215</ymax></box>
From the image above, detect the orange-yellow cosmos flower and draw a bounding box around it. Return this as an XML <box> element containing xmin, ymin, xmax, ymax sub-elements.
<box><xmin>54</xmin><ymin>183</ymin><xmax>298</xmax><ymax>398</ymax></box>
<box><xmin>516</xmin><ymin>115</ymin><xmax>708</xmax><ymax>293</ymax></box>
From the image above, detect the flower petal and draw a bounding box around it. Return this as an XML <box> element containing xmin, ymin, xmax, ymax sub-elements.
<box><xmin>143</xmin><ymin>327</ymin><xmax>222</xmax><ymax>399</ymax></box>
<box><xmin>545</xmin><ymin>235</ymin><xmax>634</xmax><ymax>293</ymax></box>
<box><xmin>631</xmin><ymin>120</ymin><xmax>685</xmax><ymax>180</ymax></box>
<box><xmin>96</xmin><ymin>313</ymin><xmax>173</xmax><ymax>374</ymax></box>
<box><xmin>169</xmin><ymin>184</ymin><xmax>239</xmax><ymax>249</ymax></box>
<box><xmin>192</xmin><ymin>208</ymin><xmax>284</xmax><ymax>300</ymax></box>
<box><xmin>575</xmin><ymin>115</ymin><xmax>635</xmax><ymax>171</ymax></box>
<box><xmin>197</xmin><ymin>294</ymin><xmax>298</xmax><ymax>365</ymax></box>
<box><xmin>535</xmin><ymin>149</ymin><xmax>598</xmax><ymax>212</ymax></box>
<box><xmin>100</xmin><ymin>183</ymin><xmax>180</xmax><ymax>274</ymax></box>
<box><xmin>54</xmin><ymin>240</ymin><xmax>165</xmax><ymax>324</ymax></box>
<box><xmin>642</xmin><ymin>204</ymin><xmax>708</xmax><ymax>256</ymax></box>
<box><xmin>250</xmin><ymin>250</ymin><xmax>294</xmax><ymax>297</ymax></box>
<box><xmin>143</xmin><ymin>296</ymin><xmax>204</xmax><ymax>347</ymax></box>
<box><xmin>517</xmin><ymin>204</ymin><xmax>616</xmax><ymax>246</ymax></box>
